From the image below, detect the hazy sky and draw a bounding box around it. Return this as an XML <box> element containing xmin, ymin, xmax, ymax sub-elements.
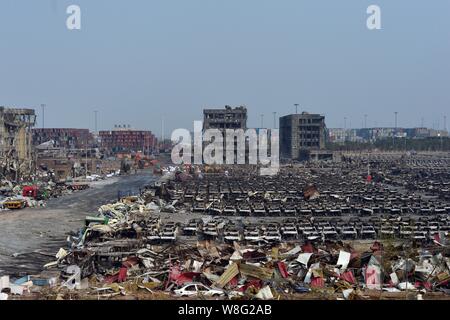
<box><xmin>1</xmin><ymin>0</ymin><xmax>449</xmax><ymax>135</ymax></box>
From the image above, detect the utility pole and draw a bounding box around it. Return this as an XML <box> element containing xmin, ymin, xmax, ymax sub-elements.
<box><xmin>294</xmin><ymin>104</ymin><xmax>299</xmax><ymax>114</ymax></box>
<box><xmin>94</xmin><ymin>110</ymin><xmax>98</xmax><ymax>133</ymax></box>
<box><xmin>161</xmin><ymin>116</ymin><xmax>165</xmax><ymax>149</ymax></box>
<box><xmin>444</xmin><ymin>115</ymin><xmax>448</xmax><ymax>152</ymax></box>
<box><xmin>142</xmin><ymin>133</ymin><xmax>146</xmax><ymax>156</ymax></box>
<box><xmin>273</xmin><ymin>112</ymin><xmax>277</xmax><ymax>129</ymax></box>
<box><xmin>394</xmin><ymin>111</ymin><xmax>398</xmax><ymax>130</ymax></box>
<box><xmin>344</xmin><ymin>117</ymin><xmax>347</xmax><ymax>143</ymax></box>
<box><xmin>41</xmin><ymin>104</ymin><xmax>46</xmax><ymax>129</ymax></box>
<box><xmin>85</xmin><ymin>138</ymin><xmax>88</xmax><ymax>179</ymax></box>
<box><xmin>393</xmin><ymin>111</ymin><xmax>398</xmax><ymax>149</ymax></box>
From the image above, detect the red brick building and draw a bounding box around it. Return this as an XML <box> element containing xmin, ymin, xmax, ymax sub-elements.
<box><xmin>99</xmin><ymin>128</ymin><xmax>157</xmax><ymax>154</ymax></box>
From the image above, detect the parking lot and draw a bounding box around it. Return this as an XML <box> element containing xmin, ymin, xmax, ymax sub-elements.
<box><xmin>143</xmin><ymin>153</ymin><xmax>450</xmax><ymax>245</ymax></box>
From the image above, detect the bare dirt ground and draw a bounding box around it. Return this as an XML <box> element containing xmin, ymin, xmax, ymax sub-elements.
<box><xmin>0</xmin><ymin>171</ymin><xmax>156</xmax><ymax>277</ymax></box>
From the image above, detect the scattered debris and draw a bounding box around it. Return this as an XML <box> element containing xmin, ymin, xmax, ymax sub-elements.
<box><xmin>2</xmin><ymin>158</ymin><xmax>450</xmax><ymax>300</ymax></box>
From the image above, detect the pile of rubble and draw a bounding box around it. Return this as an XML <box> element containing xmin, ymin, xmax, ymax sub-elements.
<box><xmin>0</xmin><ymin>179</ymin><xmax>91</xmax><ymax>211</ymax></box>
<box><xmin>1</xmin><ymin>160</ymin><xmax>449</xmax><ymax>300</ymax></box>
<box><xmin>1</xmin><ymin>193</ymin><xmax>449</xmax><ymax>300</ymax></box>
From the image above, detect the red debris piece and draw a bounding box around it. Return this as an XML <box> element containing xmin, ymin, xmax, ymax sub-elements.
<box><xmin>310</xmin><ymin>277</ymin><xmax>325</xmax><ymax>288</ymax></box>
<box><xmin>278</xmin><ymin>262</ymin><xmax>289</xmax><ymax>278</ymax></box>
<box><xmin>340</xmin><ymin>271</ymin><xmax>356</xmax><ymax>284</ymax></box>
<box><xmin>118</xmin><ymin>267</ymin><xmax>128</xmax><ymax>282</ymax></box>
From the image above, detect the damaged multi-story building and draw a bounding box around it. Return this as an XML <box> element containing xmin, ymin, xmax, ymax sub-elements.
<box><xmin>202</xmin><ymin>106</ymin><xmax>249</xmax><ymax>163</ymax></box>
<box><xmin>280</xmin><ymin>111</ymin><xmax>332</xmax><ymax>161</ymax></box>
<box><xmin>203</xmin><ymin>105</ymin><xmax>248</xmax><ymax>131</ymax></box>
<box><xmin>0</xmin><ymin>106</ymin><xmax>36</xmax><ymax>180</ymax></box>
<box><xmin>32</xmin><ymin>128</ymin><xmax>94</xmax><ymax>149</ymax></box>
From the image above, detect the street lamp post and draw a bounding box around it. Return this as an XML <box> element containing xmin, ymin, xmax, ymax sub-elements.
<box><xmin>85</xmin><ymin>140</ymin><xmax>88</xmax><ymax>179</ymax></box>
<box><xmin>393</xmin><ymin>112</ymin><xmax>398</xmax><ymax>149</ymax></box>
<box><xmin>344</xmin><ymin>117</ymin><xmax>347</xmax><ymax>143</ymax></box>
<box><xmin>41</xmin><ymin>104</ymin><xmax>46</xmax><ymax>129</ymax></box>
<box><xmin>273</xmin><ymin>112</ymin><xmax>277</xmax><ymax>129</ymax></box>
<box><xmin>94</xmin><ymin>110</ymin><xmax>98</xmax><ymax>133</ymax></box>
<box><xmin>395</xmin><ymin>111</ymin><xmax>398</xmax><ymax>130</ymax></box>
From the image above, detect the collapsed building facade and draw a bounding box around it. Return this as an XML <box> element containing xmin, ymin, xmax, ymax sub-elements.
<box><xmin>0</xmin><ymin>107</ymin><xmax>36</xmax><ymax>180</ymax></box>
<box><xmin>203</xmin><ymin>106</ymin><xmax>248</xmax><ymax>130</ymax></box>
<box><xmin>32</xmin><ymin>128</ymin><xmax>94</xmax><ymax>149</ymax></box>
<box><xmin>202</xmin><ymin>106</ymin><xmax>249</xmax><ymax>163</ymax></box>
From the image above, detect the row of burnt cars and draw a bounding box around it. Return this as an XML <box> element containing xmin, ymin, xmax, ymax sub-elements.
<box><xmin>167</xmin><ymin>170</ymin><xmax>450</xmax><ymax>217</ymax></box>
<box><xmin>141</xmin><ymin>215</ymin><xmax>450</xmax><ymax>244</ymax></box>
<box><xmin>345</xmin><ymin>153</ymin><xmax>450</xmax><ymax>201</ymax></box>
<box><xmin>189</xmin><ymin>201</ymin><xmax>450</xmax><ymax>217</ymax></box>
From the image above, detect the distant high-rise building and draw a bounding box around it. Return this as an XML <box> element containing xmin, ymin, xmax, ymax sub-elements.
<box><xmin>279</xmin><ymin>112</ymin><xmax>327</xmax><ymax>160</ymax></box>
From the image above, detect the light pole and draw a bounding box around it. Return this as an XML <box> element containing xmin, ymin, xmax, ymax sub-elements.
<box><xmin>273</xmin><ymin>112</ymin><xmax>277</xmax><ymax>129</ymax></box>
<box><xmin>393</xmin><ymin>111</ymin><xmax>398</xmax><ymax>149</ymax></box>
<box><xmin>344</xmin><ymin>117</ymin><xmax>347</xmax><ymax>143</ymax></box>
<box><xmin>161</xmin><ymin>116</ymin><xmax>165</xmax><ymax>150</ymax></box>
<box><xmin>41</xmin><ymin>104</ymin><xmax>46</xmax><ymax>129</ymax></box>
<box><xmin>85</xmin><ymin>139</ymin><xmax>88</xmax><ymax>179</ymax></box>
<box><xmin>94</xmin><ymin>110</ymin><xmax>98</xmax><ymax>133</ymax></box>
<box><xmin>394</xmin><ymin>112</ymin><xmax>398</xmax><ymax>130</ymax></box>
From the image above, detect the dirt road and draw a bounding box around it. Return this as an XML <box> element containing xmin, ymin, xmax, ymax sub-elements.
<box><xmin>0</xmin><ymin>171</ymin><xmax>156</xmax><ymax>277</ymax></box>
